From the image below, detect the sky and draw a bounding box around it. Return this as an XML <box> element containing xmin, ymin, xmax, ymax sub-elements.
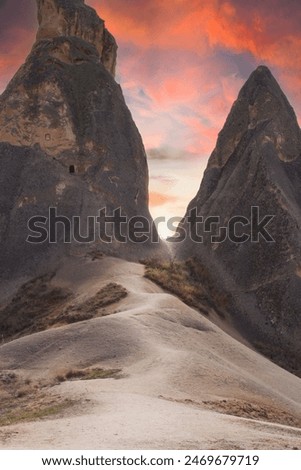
<box><xmin>1</xmin><ymin>0</ymin><xmax>301</xmax><ymax>237</ymax></box>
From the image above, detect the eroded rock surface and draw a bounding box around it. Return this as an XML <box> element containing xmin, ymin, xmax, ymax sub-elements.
<box><xmin>36</xmin><ymin>0</ymin><xmax>117</xmax><ymax>75</ymax></box>
<box><xmin>0</xmin><ymin>0</ymin><xmax>159</xmax><ymax>284</ymax></box>
<box><xmin>178</xmin><ymin>66</ymin><xmax>301</xmax><ymax>374</ymax></box>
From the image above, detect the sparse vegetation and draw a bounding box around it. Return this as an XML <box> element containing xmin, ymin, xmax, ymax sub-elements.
<box><xmin>56</xmin><ymin>283</ymin><xmax>128</xmax><ymax>324</ymax></box>
<box><xmin>0</xmin><ymin>372</ymin><xmax>75</xmax><ymax>427</ymax></box>
<box><xmin>56</xmin><ymin>367</ymin><xmax>122</xmax><ymax>383</ymax></box>
<box><xmin>202</xmin><ymin>399</ymin><xmax>301</xmax><ymax>428</ymax></box>
<box><xmin>143</xmin><ymin>258</ymin><xmax>232</xmax><ymax>318</ymax></box>
<box><xmin>0</xmin><ymin>279</ymin><xmax>127</xmax><ymax>343</ymax></box>
<box><xmin>144</xmin><ymin>259</ymin><xmax>301</xmax><ymax>377</ymax></box>
<box><xmin>0</xmin><ymin>366</ymin><xmax>123</xmax><ymax>427</ymax></box>
<box><xmin>0</xmin><ymin>401</ymin><xmax>74</xmax><ymax>427</ymax></box>
<box><xmin>0</xmin><ymin>274</ymin><xmax>72</xmax><ymax>341</ymax></box>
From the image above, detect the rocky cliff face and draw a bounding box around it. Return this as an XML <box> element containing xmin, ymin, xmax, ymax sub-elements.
<box><xmin>0</xmin><ymin>0</ymin><xmax>158</xmax><ymax>285</ymax></box>
<box><xmin>178</xmin><ymin>66</ymin><xmax>301</xmax><ymax>374</ymax></box>
<box><xmin>36</xmin><ymin>0</ymin><xmax>117</xmax><ymax>75</ymax></box>
<box><xmin>0</xmin><ymin>0</ymin><xmax>117</xmax><ymax>156</ymax></box>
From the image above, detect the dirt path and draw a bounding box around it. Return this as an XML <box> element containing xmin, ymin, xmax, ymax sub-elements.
<box><xmin>0</xmin><ymin>257</ymin><xmax>300</xmax><ymax>449</ymax></box>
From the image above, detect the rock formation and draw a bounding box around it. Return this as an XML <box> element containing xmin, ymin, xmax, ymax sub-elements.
<box><xmin>36</xmin><ymin>0</ymin><xmax>117</xmax><ymax>76</ymax></box>
<box><xmin>178</xmin><ymin>66</ymin><xmax>301</xmax><ymax>374</ymax></box>
<box><xmin>0</xmin><ymin>0</ymin><xmax>159</xmax><ymax>285</ymax></box>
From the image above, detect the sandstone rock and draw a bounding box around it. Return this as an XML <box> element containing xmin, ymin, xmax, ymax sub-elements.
<box><xmin>178</xmin><ymin>66</ymin><xmax>301</xmax><ymax>374</ymax></box>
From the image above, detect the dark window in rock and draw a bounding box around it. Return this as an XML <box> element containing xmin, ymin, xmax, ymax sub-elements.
<box><xmin>69</xmin><ymin>165</ymin><xmax>75</xmax><ymax>174</ymax></box>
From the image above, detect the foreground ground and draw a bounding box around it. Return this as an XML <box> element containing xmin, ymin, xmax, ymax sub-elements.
<box><xmin>0</xmin><ymin>256</ymin><xmax>300</xmax><ymax>449</ymax></box>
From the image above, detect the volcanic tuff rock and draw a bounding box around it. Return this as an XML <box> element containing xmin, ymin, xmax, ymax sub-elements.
<box><xmin>178</xmin><ymin>66</ymin><xmax>301</xmax><ymax>374</ymax></box>
<box><xmin>0</xmin><ymin>0</ymin><xmax>159</xmax><ymax>284</ymax></box>
<box><xmin>0</xmin><ymin>0</ymin><xmax>118</xmax><ymax>156</ymax></box>
<box><xmin>36</xmin><ymin>0</ymin><xmax>117</xmax><ymax>75</ymax></box>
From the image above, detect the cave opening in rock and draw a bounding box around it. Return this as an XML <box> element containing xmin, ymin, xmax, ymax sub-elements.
<box><xmin>69</xmin><ymin>165</ymin><xmax>75</xmax><ymax>174</ymax></box>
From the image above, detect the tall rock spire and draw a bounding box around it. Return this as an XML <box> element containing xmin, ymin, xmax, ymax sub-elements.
<box><xmin>208</xmin><ymin>66</ymin><xmax>301</xmax><ymax>170</ymax></box>
<box><xmin>178</xmin><ymin>66</ymin><xmax>301</xmax><ymax>374</ymax></box>
<box><xmin>36</xmin><ymin>0</ymin><xmax>117</xmax><ymax>75</ymax></box>
<box><xmin>0</xmin><ymin>0</ymin><xmax>160</xmax><ymax>283</ymax></box>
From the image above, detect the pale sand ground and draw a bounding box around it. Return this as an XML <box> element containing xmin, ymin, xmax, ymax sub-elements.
<box><xmin>0</xmin><ymin>257</ymin><xmax>300</xmax><ymax>449</ymax></box>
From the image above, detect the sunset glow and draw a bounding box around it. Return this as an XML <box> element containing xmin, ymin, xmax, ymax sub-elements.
<box><xmin>1</xmin><ymin>0</ymin><xmax>301</xmax><ymax>238</ymax></box>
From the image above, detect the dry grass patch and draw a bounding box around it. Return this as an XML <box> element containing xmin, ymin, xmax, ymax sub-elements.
<box><xmin>143</xmin><ymin>258</ymin><xmax>231</xmax><ymax>318</ymax></box>
<box><xmin>0</xmin><ymin>274</ymin><xmax>71</xmax><ymax>341</ymax></box>
<box><xmin>0</xmin><ymin>372</ymin><xmax>75</xmax><ymax>427</ymax></box>
<box><xmin>0</xmin><ymin>279</ymin><xmax>127</xmax><ymax>342</ymax></box>
<box><xmin>144</xmin><ymin>259</ymin><xmax>208</xmax><ymax>314</ymax></box>
<box><xmin>55</xmin><ymin>283</ymin><xmax>128</xmax><ymax>324</ymax></box>
<box><xmin>203</xmin><ymin>399</ymin><xmax>301</xmax><ymax>428</ymax></box>
<box><xmin>160</xmin><ymin>394</ymin><xmax>301</xmax><ymax>429</ymax></box>
<box><xmin>56</xmin><ymin>367</ymin><xmax>122</xmax><ymax>383</ymax></box>
<box><xmin>0</xmin><ymin>401</ymin><xmax>74</xmax><ymax>427</ymax></box>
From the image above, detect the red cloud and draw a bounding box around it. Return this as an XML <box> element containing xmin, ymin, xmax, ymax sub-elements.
<box><xmin>0</xmin><ymin>26</ymin><xmax>35</xmax><ymax>91</ymax></box>
<box><xmin>87</xmin><ymin>0</ymin><xmax>301</xmax><ymax>163</ymax></box>
<box><xmin>90</xmin><ymin>0</ymin><xmax>301</xmax><ymax>64</ymax></box>
<box><xmin>0</xmin><ymin>0</ymin><xmax>299</xmax><ymax>219</ymax></box>
<box><xmin>1</xmin><ymin>0</ymin><xmax>301</xmax><ymax>161</ymax></box>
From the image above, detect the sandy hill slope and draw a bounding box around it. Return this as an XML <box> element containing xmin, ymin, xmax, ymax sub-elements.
<box><xmin>0</xmin><ymin>256</ymin><xmax>300</xmax><ymax>449</ymax></box>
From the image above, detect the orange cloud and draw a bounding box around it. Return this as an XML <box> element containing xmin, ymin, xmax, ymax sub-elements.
<box><xmin>90</xmin><ymin>0</ymin><xmax>301</xmax><ymax>98</ymax></box>
<box><xmin>0</xmin><ymin>26</ymin><xmax>35</xmax><ymax>91</ymax></box>
<box><xmin>1</xmin><ymin>1</ymin><xmax>299</xmax><ymax>160</ymax></box>
<box><xmin>88</xmin><ymin>0</ymin><xmax>301</xmax><ymax>220</ymax></box>
<box><xmin>40</xmin><ymin>0</ymin><xmax>301</xmax><ymax>223</ymax></box>
<box><xmin>1</xmin><ymin>0</ymin><xmax>301</xmax><ymax>221</ymax></box>
<box><xmin>149</xmin><ymin>191</ymin><xmax>178</xmax><ymax>207</ymax></box>
<box><xmin>87</xmin><ymin>0</ymin><xmax>301</xmax><ymax>162</ymax></box>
